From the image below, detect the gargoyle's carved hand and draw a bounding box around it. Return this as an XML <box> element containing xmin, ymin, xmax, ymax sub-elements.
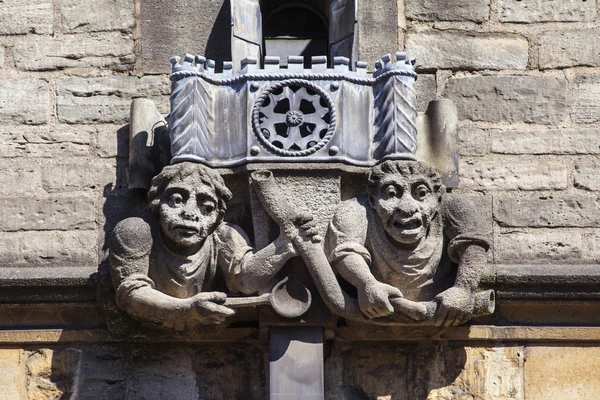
<box><xmin>359</xmin><ymin>280</ymin><xmax>404</xmax><ymax>319</ymax></box>
<box><xmin>190</xmin><ymin>292</ymin><xmax>235</xmax><ymax>325</ymax></box>
<box><xmin>278</xmin><ymin>214</ymin><xmax>321</xmax><ymax>257</ymax></box>
<box><xmin>434</xmin><ymin>286</ymin><xmax>475</xmax><ymax>327</ymax></box>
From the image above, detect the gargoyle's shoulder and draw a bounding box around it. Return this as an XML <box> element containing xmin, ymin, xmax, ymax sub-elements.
<box><xmin>330</xmin><ymin>196</ymin><xmax>369</xmax><ymax>231</ymax></box>
<box><xmin>110</xmin><ymin>217</ymin><xmax>153</xmax><ymax>255</ymax></box>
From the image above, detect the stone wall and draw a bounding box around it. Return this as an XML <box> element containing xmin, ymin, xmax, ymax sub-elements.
<box><xmin>2</xmin><ymin>0</ymin><xmax>600</xmax><ymax>399</ymax></box>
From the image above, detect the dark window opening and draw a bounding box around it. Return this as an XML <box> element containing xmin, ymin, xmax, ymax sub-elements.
<box><xmin>262</xmin><ymin>2</ymin><xmax>328</xmax><ymax>67</ymax></box>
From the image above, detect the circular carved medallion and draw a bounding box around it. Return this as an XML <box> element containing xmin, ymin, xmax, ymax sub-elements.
<box><xmin>252</xmin><ymin>80</ymin><xmax>337</xmax><ymax>157</ymax></box>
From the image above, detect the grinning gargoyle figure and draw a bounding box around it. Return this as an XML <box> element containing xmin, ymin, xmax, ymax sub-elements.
<box><xmin>325</xmin><ymin>160</ymin><xmax>491</xmax><ymax>326</ymax></box>
<box><xmin>108</xmin><ymin>162</ymin><xmax>317</xmax><ymax>330</ymax></box>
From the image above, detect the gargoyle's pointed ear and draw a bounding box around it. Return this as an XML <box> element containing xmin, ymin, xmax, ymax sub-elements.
<box><xmin>231</xmin><ymin>0</ymin><xmax>262</xmax><ymax>71</ymax></box>
<box><xmin>129</xmin><ymin>98</ymin><xmax>168</xmax><ymax>190</ymax></box>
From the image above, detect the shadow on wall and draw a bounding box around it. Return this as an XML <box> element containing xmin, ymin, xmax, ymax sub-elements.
<box><xmin>205</xmin><ymin>0</ymin><xmax>232</xmax><ymax>68</ymax></box>
<box><xmin>325</xmin><ymin>341</ymin><xmax>468</xmax><ymax>400</ymax></box>
<box><xmin>33</xmin><ymin>343</ymin><xmax>268</xmax><ymax>399</ymax></box>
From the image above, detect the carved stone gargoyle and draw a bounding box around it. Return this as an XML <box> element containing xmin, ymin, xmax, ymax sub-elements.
<box><xmin>108</xmin><ymin>51</ymin><xmax>494</xmax><ymax>332</ymax></box>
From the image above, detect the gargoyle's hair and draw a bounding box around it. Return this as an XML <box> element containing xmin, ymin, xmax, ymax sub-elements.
<box><xmin>366</xmin><ymin>160</ymin><xmax>444</xmax><ymax>196</ymax></box>
<box><xmin>147</xmin><ymin>162</ymin><xmax>232</xmax><ymax>220</ymax></box>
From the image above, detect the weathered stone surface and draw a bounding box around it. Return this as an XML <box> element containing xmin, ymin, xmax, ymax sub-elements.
<box><xmin>96</xmin><ymin>128</ymin><xmax>129</xmax><ymax>158</ymax></box>
<box><xmin>141</xmin><ymin>0</ymin><xmax>231</xmax><ymax>74</ymax></box>
<box><xmin>26</xmin><ymin>348</ymin><xmax>80</xmax><ymax>399</ymax></box>
<box><xmin>0</xmin><ymin>0</ymin><xmax>53</xmax><ymax>34</ymax></box>
<box><xmin>405</xmin><ymin>0</ymin><xmax>490</xmax><ymax>22</ymax></box>
<box><xmin>0</xmin><ymin>80</ymin><xmax>50</xmax><ymax>125</ymax></box>
<box><xmin>0</xmin><ymin>235</ymin><xmax>21</xmax><ymax>263</ymax></box>
<box><xmin>60</xmin><ymin>0</ymin><xmax>135</xmax><ymax>33</ymax></box>
<box><xmin>0</xmin><ymin>47</ymin><xmax>5</xmax><ymax>69</ymax></box>
<box><xmin>491</xmin><ymin>128</ymin><xmax>600</xmax><ymax>155</ymax></box>
<box><xmin>525</xmin><ymin>346</ymin><xmax>600</xmax><ymax>399</ymax></box>
<box><xmin>42</xmin><ymin>161</ymin><xmax>116</xmax><ymax>193</ymax></box>
<box><xmin>574</xmin><ymin>162</ymin><xmax>600</xmax><ymax>191</ymax></box>
<box><xmin>571</xmin><ymin>74</ymin><xmax>600</xmax><ymax>124</ymax></box>
<box><xmin>445</xmin><ymin>75</ymin><xmax>567</xmax><ymax>124</ymax></box>
<box><xmin>57</xmin><ymin>76</ymin><xmax>169</xmax><ymax>124</ymax></box>
<box><xmin>13</xmin><ymin>33</ymin><xmax>134</xmax><ymax>72</ymax></box>
<box><xmin>500</xmin><ymin>0</ymin><xmax>596</xmax><ymax>22</ymax></box>
<box><xmin>0</xmin><ymin>349</ymin><xmax>21</xmax><ymax>400</ymax></box>
<box><xmin>460</xmin><ymin>160</ymin><xmax>568</xmax><ymax>190</ymax></box>
<box><xmin>193</xmin><ymin>345</ymin><xmax>267</xmax><ymax>400</ymax></box>
<box><xmin>0</xmin><ymin>196</ymin><xmax>96</xmax><ymax>231</ymax></box>
<box><xmin>0</xmin><ymin>128</ymin><xmax>92</xmax><ymax>158</ymax></box>
<box><xmin>459</xmin><ymin>126</ymin><xmax>490</xmax><ymax>156</ymax></box>
<box><xmin>0</xmin><ymin>165</ymin><xmax>41</xmax><ymax>195</ymax></box>
<box><xmin>415</xmin><ymin>74</ymin><xmax>436</xmax><ymax>113</ymax></box>
<box><xmin>406</xmin><ymin>32</ymin><xmax>528</xmax><ymax>71</ymax></box>
<box><xmin>423</xmin><ymin>344</ymin><xmax>524</xmax><ymax>399</ymax></box>
<box><xmin>494</xmin><ymin>196</ymin><xmax>600</xmax><ymax>228</ymax></box>
<box><xmin>495</xmin><ymin>230</ymin><xmax>582</xmax><ymax>262</ymax></box>
<box><xmin>21</xmin><ymin>231</ymin><xmax>97</xmax><ymax>265</ymax></box>
<box><xmin>539</xmin><ymin>30</ymin><xmax>600</xmax><ymax>69</ymax></box>
<box><xmin>127</xmin><ymin>346</ymin><xmax>198</xmax><ymax>399</ymax></box>
<box><xmin>358</xmin><ymin>0</ymin><xmax>400</xmax><ymax>67</ymax></box>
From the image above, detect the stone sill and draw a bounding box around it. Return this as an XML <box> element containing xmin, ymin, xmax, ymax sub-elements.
<box><xmin>1</xmin><ymin>264</ymin><xmax>599</xmax><ymax>303</ymax></box>
<box><xmin>2</xmin><ymin>326</ymin><xmax>600</xmax><ymax>344</ymax></box>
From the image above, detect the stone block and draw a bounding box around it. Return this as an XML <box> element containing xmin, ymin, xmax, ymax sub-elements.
<box><xmin>574</xmin><ymin>162</ymin><xmax>600</xmax><ymax>191</ymax></box>
<box><xmin>0</xmin><ymin>127</ymin><xmax>92</xmax><ymax>158</ymax></box>
<box><xmin>571</xmin><ymin>74</ymin><xmax>600</xmax><ymax>124</ymax></box>
<box><xmin>21</xmin><ymin>231</ymin><xmax>97</xmax><ymax>265</ymax></box>
<box><xmin>141</xmin><ymin>0</ymin><xmax>231</xmax><ymax>74</ymax></box>
<box><xmin>495</xmin><ymin>230</ymin><xmax>582</xmax><ymax>262</ymax></box>
<box><xmin>0</xmin><ymin>196</ymin><xmax>96</xmax><ymax>231</ymax></box>
<box><xmin>445</xmin><ymin>75</ymin><xmax>567</xmax><ymax>124</ymax></box>
<box><xmin>26</xmin><ymin>348</ymin><xmax>80</xmax><ymax>399</ymax></box>
<box><xmin>357</xmin><ymin>0</ymin><xmax>400</xmax><ymax>68</ymax></box>
<box><xmin>539</xmin><ymin>30</ymin><xmax>600</xmax><ymax>69</ymax></box>
<box><xmin>494</xmin><ymin>196</ymin><xmax>600</xmax><ymax>228</ymax></box>
<box><xmin>57</xmin><ymin>76</ymin><xmax>170</xmax><ymax>124</ymax></box>
<box><xmin>71</xmin><ymin>347</ymin><xmax>126</xmax><ymax>399</ymax></box>
<box><xmin>460</xmin><ymin>160</ymin><xmax>568</xmax><ymax>190</ymax></box>
<box><xmin>0</xmin><ymin>0</ymin><xmax>53</xmax><ymax>34</ymax></box>
<box><xmin>96</xmin><ymin>128</ymin><xmax>129</xmax><ymax>158</ymax></box>
<box><xmin>13</xmin><ymin>33</ymin><xmax>134</xmax><ymax>72</ymax></box>
<box><xmin>60</xmin><ymin>0</ymin><xmax>135</xmax><ymax>33</ymax></box>
<box><xmin>0</xmin><ymin>80</ymin><xmax>50</xmax><ymax>125</ymax></box>
<box><xmin>42</xmin><ymin>161</ymin><xmax>116</xmax><ymax>193</ymax></box>
<box><xmin>422</xmin><ymin>344</ymin><xmax>524</xmax><ymax>399</ymax></box>
<box><xmin>459</xmin><ymin>126</ymin><xmax>490</xmax><ymax>156</ymax></box>
<box><xmin>415</xmin><ymin>74</ymin><xmax>436</xmax><ymax>113</ymax></box>
<box><xmin>0</xmin><ymin>234</ymin><xmax>21</xmax><ymax>263</ymax></box>
<box><xmin>525</xmin><ymin>346</ymin><xmax>600</xmax><ymax>399</ymax></box>
<box><xmin>0</xmin><ymin>349</ymin><xmax>22</xmax><ymax>400</ymax></box>
<box><xmin>405</xmin><ymin>0</ymin><xmax>490</xmax><ymax>22</ymax></box>
<box><xmin>500</xmin><ymin>0</ymin><xmax>596</xmax><ymax>22</ymax></box>
<box><xmin>406</xmin><ymin>32</ymin><xmax>528</xmax><ymax>71</ymax></box>
<box><xmin>126</xmin><ymin>346</ymin><xmax>199</xmax><ymax>400</ymax></box>
<box><xmin>0</xmin><ymin>165</ymin><xmax>41</xmax><ymax>195</ymax></box>
<box><xmin>0</xmin><ymin>47</ymin><xmax>5</xmax><ymax>69</ymax></box>
<box><xmin>491</xmin><ymin>128</ymin><xmax>600</xmax><ymax>155</ymax></box>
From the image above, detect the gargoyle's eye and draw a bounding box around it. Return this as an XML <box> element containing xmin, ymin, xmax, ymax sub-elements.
<box><xmin>413</xmin><ymin>184</ymin><xmax>430</xmax><ymax>201</ymax></box>
<box><xmin>384</xmin><ymin>185</ymin><xmax>397</xmax><ymax>198</ymax></box>
<box><xmin>170</xmin><ymin>193</ymin><xmax>183</xmax><ymax>205</ymax></box>
<box><xmin>200</xmin><ymin>201</ymin><xmax>216</xmax><ymax>215</ymax></box>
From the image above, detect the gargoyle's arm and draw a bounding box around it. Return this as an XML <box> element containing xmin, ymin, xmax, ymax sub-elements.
<box><xmin>334</xmin><ymin>253</ymin><xmax>379</xmax><ymax>290</ymax></box>
<box><xmin>452</xmin><ymin>244</ymin><xmax>487</xmax><ymax>292</ymax></box>
<box><xmin>116</xmin><ymin>282</ymin><xmax>198</xmax><ymax>324</ymax></box>
<box><xmin>228</xmin><ymin>235</ymin><xmax>299</xmax><ymax>295</ymax></box>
